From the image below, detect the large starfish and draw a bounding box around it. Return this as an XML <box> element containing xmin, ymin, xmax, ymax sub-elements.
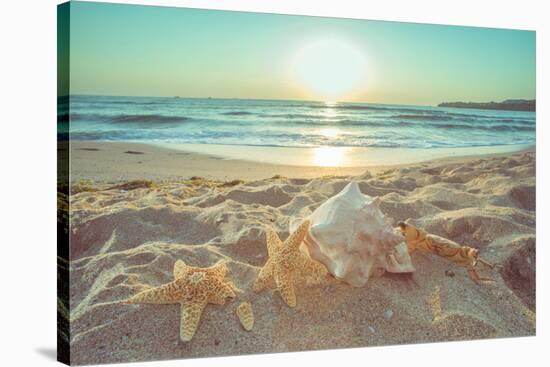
<box><xmin>123</xmin><ymin>260</ymin><xmax>235</xmax><ymax>341</ymax></box>
<box><xmin>254</xmin><ymin>220</ymin><xmax>327</xmax><ymax>307</ymax></box>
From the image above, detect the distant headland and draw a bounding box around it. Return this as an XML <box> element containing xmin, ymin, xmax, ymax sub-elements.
<box><xmin>438</xmin><ymin>99</ymin><xmax>535</xmax><ymax>112</ymax></box>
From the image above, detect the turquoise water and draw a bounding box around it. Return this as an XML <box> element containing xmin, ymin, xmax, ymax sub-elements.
<box><xmin>60</xmin><ymin>95</ymin><xmax>535</xmax><ymax>149</ymax></box>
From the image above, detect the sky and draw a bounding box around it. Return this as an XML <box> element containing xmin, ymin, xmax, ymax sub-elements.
<box><xmin>66</xmin><ymin>1</ymin><xmax>536</xmax><ymax>105</ymax></box>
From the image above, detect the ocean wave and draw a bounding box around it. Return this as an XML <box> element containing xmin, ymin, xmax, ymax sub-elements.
<box><xmin>391</xmin><ymin>114</ymin><xmax>454</xmax><ymax>121</ymax></box>
<box><xmin>260</xmin><ymin>113</ymin><xmax>319</xmax><ymax>119</ymax></box>
<box><xmin>440</xmin><ymin>111</ymin><xmax>495</xmax><ymax>119</ymax></box>
<box><xmin>70</xmin><ymin>113</ymin><xmax>192</xmax><ymax>124</ymax></box>
<box><xmin>498</xmin><ymin>118</ymin><xmax>534</xmax><ymax>124</ymax></box>
<box><xmin>309</xmin><ymin>104</ymin><xmax>447</xmax><ymax>115</ymax></box>
<box><xmin>491</xmin><ymin>124</ymin><xmax>535</xmax><ymax>132</ymax></box>
<box><xmin>309</xmin><ymin>104</ymin><xmax>380</xmax><ymax>111</ymax></box>
<box><xmin>220</xmin><ymin>111</ymin><xmax>254</xmax><ymax>116</ymax></box>
<box><xmin>69</xmin><ymin>113</ymin><xmax>104</xmax><ymax>121</ymax></box>
<box><xmin>435</xmin><ymin>123</ymin><xmax>534</xmax><ymax>132</ymax></box>
<box><xmin>261</xmin><ymin>118</ymin><xmax>414</xmax><ymax>128</ymax></box>
<box><xmin>68</xmin><ymin>130</ymin><xmax>532</xmax><ymax>149</ymax></box>
<box><xmin>109</xmin><ymin>114</ymin><xmax>191</xmax><ymax>123</ymax></box>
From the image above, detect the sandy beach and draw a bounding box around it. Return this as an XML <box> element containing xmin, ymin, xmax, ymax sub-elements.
<box><xmin>61</xmin><ymin>142</ymin><xmax>536</xmax><ymax>364</ymax></box>
<box><xmin>67</xmin><ymin>141</ymin><xmax>532</xmax><ymax>182</ymax></box>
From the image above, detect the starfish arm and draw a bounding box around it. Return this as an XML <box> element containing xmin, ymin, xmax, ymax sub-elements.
<box><xmin>254</xmin><ymin>260</ymin><xmax>275</xmax><ymax>292</ymax></box>
<box><xmin>206</xmin><ymin>261</ymin><xmax>228</xmax><ymax>278</ymax></box>
<box><xmin>296</xmin><ymin>252</ymin><xmax>327</xmax><ymax>285</ymax></box>
<box><xmin>275</xmin><ymin>265</ymin><xmax>296</xmax><ymax>307</ymax></box>
<box><xmin>125</xmin><ymin>281</ymin><xmax>183</xmax><ymax>304</ymax></box>
<box><xmin>284</xmin><ymin>220</ymin><xmax>310</xmax><ymax>250</ymax></box>
<box><xmin>207</xmin><ymin>278</ymin><xmax>236</xmax><ymax>304</ymax></box>
<box><xmin>180</xmin><ymin>300</ymin><xmax>206</xmax><ymax>342</ymax></box>
<box><xmin>265</xmin><ymin>227</ymin><xmax>282</xmax><ymax>257</ymax></box>
<box><xmin>173</xmin><ymin>259</ymin><xmax>190</xmax><ymax>279</ymax></box>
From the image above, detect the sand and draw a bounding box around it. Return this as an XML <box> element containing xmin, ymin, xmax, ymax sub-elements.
<box><xmin>67</xmin><ymin>141</ymin><xmax>532</xmax><ymax>182</ymax></box>
<box><xmin>67</xmin><ymin>141</ymin><xmax>371</xmax><ymax>182</ymax></box>
<box><xmin>62</xmin><ymin>144</ymin><xmax>536</xmax><ymax>365</ymax></box>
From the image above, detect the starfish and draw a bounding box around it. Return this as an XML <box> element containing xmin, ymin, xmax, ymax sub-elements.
<box><xmin>254</xmin><ymin>220</ymin><xmax>327</xmax><ymax>307</ymax></box>
<box><xmin>123</xmin><ymin>260</ymin><xmax>235</xmax><ymax>341</ymax></box>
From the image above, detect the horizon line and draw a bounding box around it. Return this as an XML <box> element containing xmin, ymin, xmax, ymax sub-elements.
<box><xmin>59</xmin><ymin>93</ymin><xmax>536</xmax><ymax>108</ymax></box>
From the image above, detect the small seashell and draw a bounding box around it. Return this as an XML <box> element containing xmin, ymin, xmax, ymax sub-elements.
<box><xmin>384</xmin><ymin>309</ymin><xmax>394</xmax><ymax>320</ymax></box>
<box><xmin>236</xmin><ymin>302</ymin><xmax>254</xmax><ymax>331</ymax></box>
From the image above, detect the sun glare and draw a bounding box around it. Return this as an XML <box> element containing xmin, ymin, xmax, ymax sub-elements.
<box><xmin>292</xmin><ymin>39</ymin><xmax>367</xmax><ymax>101</ymax></box>
<box><xmin>312</xmin><ymin>147</ymin><xmax>347</xmax><ymax>167</ymax></box>
<box><xmin>321</xmin><ymin>128</ymin><xmax>340</xmax><ymax>139</ymax></box>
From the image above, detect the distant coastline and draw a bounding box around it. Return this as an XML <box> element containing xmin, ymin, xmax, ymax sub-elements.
<box><xmin>438</xmin><ymin>99</ymin><xmax>535</xmax><ymax>112</ymax></box>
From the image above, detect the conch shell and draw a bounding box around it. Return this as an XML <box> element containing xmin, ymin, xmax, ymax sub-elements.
<box><xmin>290</xmin><ymin>181</ymin><xmax>414</xmax><ymax>287</ymax></box>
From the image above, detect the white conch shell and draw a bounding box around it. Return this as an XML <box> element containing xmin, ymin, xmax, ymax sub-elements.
<box><xmin>290</xmin><ymin>181</ymin><xmax>415</xmax><ymax>287</ymax></box>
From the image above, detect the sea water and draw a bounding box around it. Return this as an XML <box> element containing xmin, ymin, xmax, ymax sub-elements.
<box><xmin>60</xmin><ymin>95</ymin><xmax>535</xmax><ymax>149</ymax></box>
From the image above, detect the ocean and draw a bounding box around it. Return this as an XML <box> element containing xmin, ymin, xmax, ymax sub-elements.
<box><xmin>60</xmin><ymin>95</ymin><xmax>535</xmax><ymax>149</ymax></box>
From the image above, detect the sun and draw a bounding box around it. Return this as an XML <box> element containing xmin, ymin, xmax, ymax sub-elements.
<box><xmin>291</xmin><ymin>39</ymin><xmax>367</xmax><ymax>101</ymax></box>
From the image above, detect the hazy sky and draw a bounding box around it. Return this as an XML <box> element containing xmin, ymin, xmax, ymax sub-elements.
<box><xmin>67</xmin><ymin>1</ymin><xmax>536</xmax><ymax>105</ymax></box>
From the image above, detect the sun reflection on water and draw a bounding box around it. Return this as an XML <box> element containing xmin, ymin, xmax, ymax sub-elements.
<box><xmin>320</xmin><ymin>128</ymin><xmax>340</xmax><ymax>139</ymax></box>
<box><xmin>312</xmin><ymin>146</ymin><xmax>347</xmax><ymax>167</ymax></box>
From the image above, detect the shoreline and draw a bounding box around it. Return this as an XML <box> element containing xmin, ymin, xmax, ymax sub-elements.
<box><xmin>153</xmin><ymin>142</ymin><xmax>533</xmax><ymax>167</ymax></box>
<box><xmin>67</xmin><ymin>140</ymin><xmax>535</xmax><ymax>182</ymax></box>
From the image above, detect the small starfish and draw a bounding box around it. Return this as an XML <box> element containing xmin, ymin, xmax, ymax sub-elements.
<box><xmin>123</xmin><ymin>260</ymin><xmax>235</xmax><ymax>341</ymax></box>
<box><xmin>254</xmin><ymin>220</ymin><xmax>327</xmax><ymax>307</ymax></box>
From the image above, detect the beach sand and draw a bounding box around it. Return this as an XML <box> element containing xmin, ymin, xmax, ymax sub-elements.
<box><xmin>62</xmin><ymin>142</ymin><xmax>536</xmax><ymax>365</ymax></box>
<box><xmin>66</xmin><ymin>141</ymin><xmax>532</xmax><ymax>182</ymax></box>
